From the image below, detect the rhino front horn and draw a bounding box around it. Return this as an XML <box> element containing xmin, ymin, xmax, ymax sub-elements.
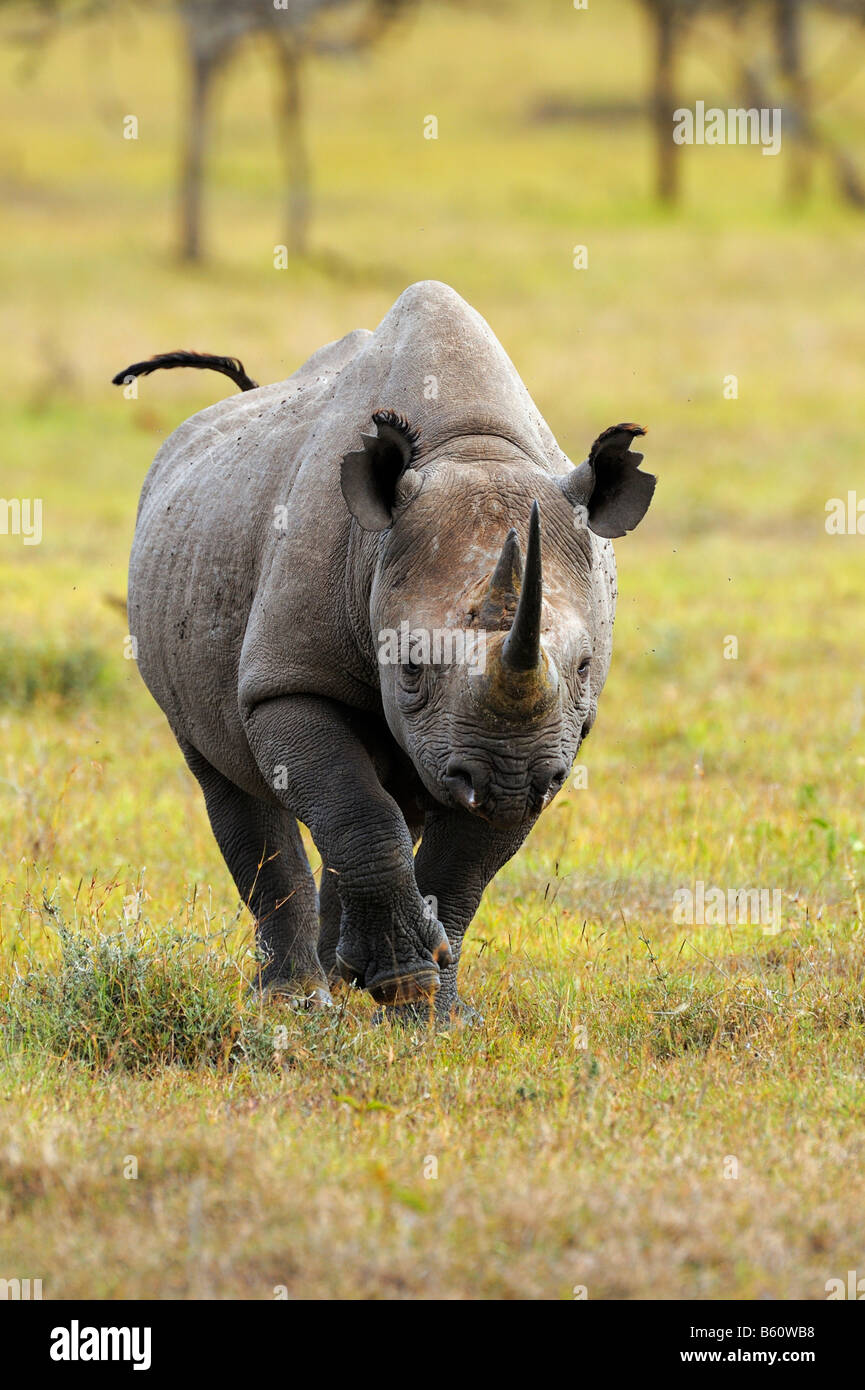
<box><xmin>501</xmin><ymin>500</ymin><xmax>542</xmax><ymax>673</ymax></box>
<box><xmin>472</xmin><ymin>501</ymin><xmax>558</xmax><ymax>720</ymax></box>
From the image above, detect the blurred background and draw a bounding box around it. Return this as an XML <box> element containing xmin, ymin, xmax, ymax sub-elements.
<box><xmin>1</xmin><ymin>0</ymin><xmax>865</xmax><ymax>1301</ymax></box>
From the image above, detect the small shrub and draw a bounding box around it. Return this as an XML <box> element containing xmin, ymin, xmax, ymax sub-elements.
<box><xmin>0</xmin><ymin>914</ymin><xmax>279</xmax><ymax>1072</ymax></box>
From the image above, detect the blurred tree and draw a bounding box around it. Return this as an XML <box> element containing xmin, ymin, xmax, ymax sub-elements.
<box><xmin>177</xmin><ymin>0</ymin><xmax>414</xmax><ymax>261</ymax></box>
<box><xmin>0</xmin><ymin>0</ymin><xmax>414</xmax><ymax>260</ymax></box>
<box><xmin>639</xmin><ymin>0</ymin><xmax>865</xmax><ymax>207</ymax></box>
<box><xmin>643</xmin><ymin>0</ymin><xmax>681</xmax><ymax>202</ymax></box>
<box><xmin>770</xmin><ymin>0</ymin><xmax>812</xmax><ymax>199</ymax></box>
<box><xmin>4</xmin><ymin>0</ymin><xmax>864</xmax><ymax>223</ymax></box>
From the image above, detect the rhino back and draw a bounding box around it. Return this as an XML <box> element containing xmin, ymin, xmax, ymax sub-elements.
<box><xmin>128</xmin><ymin>327</ymin><xmax>373</xmax><ymax>790</ymax></box>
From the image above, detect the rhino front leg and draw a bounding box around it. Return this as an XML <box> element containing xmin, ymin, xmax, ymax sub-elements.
<box><xmin>318</xmin><ymin>815</ymin><xmax>423</xmax><ymax>986</ymax></box>
<box><xmin>411</xmin><ymin>808</ymin><xmax>526</xmax><ymax>1024</ymax></box>
<box><xmin>243</xmin><ymin>695</ymin><xmax>452</xmax><ymax>1005</ymax></box>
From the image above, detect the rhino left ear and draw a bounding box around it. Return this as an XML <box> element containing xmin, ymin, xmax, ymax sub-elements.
<box><xmin>560</xmin><ymin>423</ymin><xmax>655</xmax><ymax>539</ymax></box>
<box><xmin>341</xmin><ymin>410</ymin><xmax>422</xmax><ymax>532</ymax></box>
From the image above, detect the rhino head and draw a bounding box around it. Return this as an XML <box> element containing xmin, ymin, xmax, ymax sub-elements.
<box><xmin>341</xmin><ymin>412</ymin><xmax>655</xmax><ymax>829</ymax></box>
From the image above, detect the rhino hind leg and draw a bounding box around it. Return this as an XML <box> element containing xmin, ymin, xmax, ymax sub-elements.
<box><xmin>180</xmin><ymin>742</ymin><xmax>331</xmax><ymax>1006</ymax></box>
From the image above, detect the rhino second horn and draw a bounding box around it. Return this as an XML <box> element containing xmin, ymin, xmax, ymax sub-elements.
<box><xmin>501</xmin><ymin>500</ymin><xmax>543</xmax><ymax>673</ymax></box>
<box><xmin>490</xmin><ymin>527</ymin><xmax>523</xmax><ymax>594</ymax></box>
<box><xmin>477</xmin><ymin>527</ymin><xmax>523</xmax><ymax>628</ymax></box>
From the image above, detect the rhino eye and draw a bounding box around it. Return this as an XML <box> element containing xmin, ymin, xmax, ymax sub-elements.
<box><xmin>400</xmin><ymin>659</ymin><xmax>423</xmax><ymax>685</ymax></box>
<box><xmin>396</xmin><ymin>660</ymin><xmax>428</xmax><ymax>712</ymax></box>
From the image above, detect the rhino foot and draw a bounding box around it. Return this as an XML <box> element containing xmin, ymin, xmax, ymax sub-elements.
<box><xmin>335</xmin><ymin>903</ymin><xmax>452</xmax><ymax>1005</ymax></box>
<box><xmin>336</xmin><ymin>953</ymin><xmax>440</xmax><ymax>1006</ymax></box>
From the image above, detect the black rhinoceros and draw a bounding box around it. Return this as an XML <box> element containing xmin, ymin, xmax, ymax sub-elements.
<box><xmin>116</xmin><ymin>281</ymin><xmax>655</xmax><ymax>1020</ymax></box>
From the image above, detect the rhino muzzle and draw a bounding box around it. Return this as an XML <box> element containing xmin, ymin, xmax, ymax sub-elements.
<box><xmin>439</xmin><ymin>500</ymin><xmax>567</xmax><ymax>825</ymax></box>
<box><xmin>443</xmin><ymin>753</ymin><xmax>568</xmax><ymax>824</ymax></box>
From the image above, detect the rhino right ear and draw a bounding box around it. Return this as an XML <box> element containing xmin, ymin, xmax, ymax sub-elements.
<box><xmin>560</xmin><ymin>423</ymin><xmax>655</xmax><ymax>539</ymax></box>
<box><xmin>341</xmin><ymin>410</ymin><xmax>422</xmax><ymax>531</ymax></box>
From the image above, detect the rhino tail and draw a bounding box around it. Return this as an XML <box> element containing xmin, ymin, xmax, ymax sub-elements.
<box><xmin>111</xmin><ymin>350</ymin><xmax>259</xmax><ymax>393</ymax></box>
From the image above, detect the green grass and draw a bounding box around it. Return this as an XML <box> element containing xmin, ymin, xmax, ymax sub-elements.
<box><xmin>1</xmin><ymin>0</ymin><xmax>864</xmax><ymax>1299</ymax></box>
<box><xmin>1</xmin><ymin>908</ymin><xmax>279</xmax><ymax>1072</ymax></box>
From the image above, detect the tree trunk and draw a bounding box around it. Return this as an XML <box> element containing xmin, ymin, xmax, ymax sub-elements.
<box><xmin>179</xmin><ymin>50</ymin><xmax>214</xmax><ymax>262</ymax></box>
<box><xmin>651</xmin><ymin>1</ymin><xmax>678</xmax><ymax>204</ymax></box>
<box><xmin>773</xmin><ymin>0</ymin><xmax>812</xmax><ymax>201</ymax></box>
<box><xmin>274</xmin><ymin>38</ymin><xmax>310</xmax><ymax>258</ymax></box>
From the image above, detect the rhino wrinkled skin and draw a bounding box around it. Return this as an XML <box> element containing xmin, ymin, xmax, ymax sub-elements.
<box><xmin>126</xmin><ymin>280</ymin><xmax>655</xmax><ymax>1019</ymax></box>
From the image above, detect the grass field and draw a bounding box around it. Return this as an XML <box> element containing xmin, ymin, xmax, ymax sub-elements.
<box><xmin>1</xmin><ymin>0</ymin><xmax>864</xmax><ymax>1299</ymax></box>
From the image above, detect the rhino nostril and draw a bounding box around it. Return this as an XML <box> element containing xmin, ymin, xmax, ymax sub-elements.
<box><xmin>534</xmin><ymin>763</ymin><xmax>568</xmax><ymax>797</ymax></box>
<box><xmin>444</xmin><ymin>758</ymin><xmax>485</xmax><ymax>810</ymax></box>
